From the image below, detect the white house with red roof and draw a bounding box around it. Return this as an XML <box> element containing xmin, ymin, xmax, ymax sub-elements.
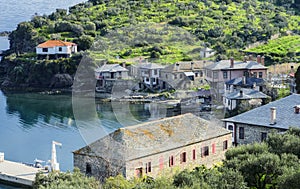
<box><xmin>36</xmin><ymin>40</ymin><xmax>77</xmax><ymax>58</ymax></box>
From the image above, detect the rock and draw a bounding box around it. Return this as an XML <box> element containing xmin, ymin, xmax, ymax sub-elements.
<box><xmin>1</xmin><ymin>78</ymin><xmax>13</xmax><ymax>87</ymax></box>
<box><xmin>49</xmin><ymin>74</ymin><xmax>73</xmax><ymax>88</ymax></box>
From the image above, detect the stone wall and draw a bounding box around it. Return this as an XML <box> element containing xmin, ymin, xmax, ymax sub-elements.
<box><xmin>125</xmin><ymin>133</ymin><xmax>231</xmax><ymax>179</ymax></box>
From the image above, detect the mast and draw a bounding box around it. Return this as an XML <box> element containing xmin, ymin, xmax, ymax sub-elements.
<box><xmin>51</xmin><ymin>141</ymin><xmax>62</xmax><ymax>171</ymax></box>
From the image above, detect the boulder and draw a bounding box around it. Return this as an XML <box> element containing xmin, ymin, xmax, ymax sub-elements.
<box><xmin>49</xmin><ymin>74</ymin><xmax>73</xmax><ymax>88</ymax></box>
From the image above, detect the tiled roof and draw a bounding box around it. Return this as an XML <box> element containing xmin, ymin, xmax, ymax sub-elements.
<box><xmin>223</xmin><ymin>94</ymin><xmax>300</xmax><ymax>130</ymax></box>
<box><xmin>225</xmin><ymin>77</ymin><xmax>266</xmax><ymax>87</ymax></box>
<box><xmin>205</xmin><ymin>60</ymin><xmax>267</xmax><ymax>70</ymax></box>
<box><xmin>37</xmin><ymin>40</ymin><xmax>77</xmax><ymax>48</ymax></box>
<box><xmin>75</xmin><ymin>113</ymin><xmax>230</xmax><ymax>161</ymax></box>
<box><xmin>162</xmin><ymin>61</ymin><xmax>213</xmax><ymax>72</ymax></box>
<box><xmin>95</xmin><ymin>64</ymin><xmax>128</xmax><ymax>72</ymax></box>
<box><xmin>138</xmin><ymin>63</ymin><xmax>165</xmax><ymax>69</ymax></box>
<box><xmin>223</xmin><ymin>88</ymin><xmax>269</xmax><ymax>100</ymax></box>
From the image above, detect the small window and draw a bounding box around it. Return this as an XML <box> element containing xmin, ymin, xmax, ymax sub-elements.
<box><xmin>174</xmin><ymin>74</ymin><xmax>177</xmax><ymax>79</ymax></box>
<box><xmin>223</xmin><ymin>71</ymin><xmax>228</xmax><ymax>79</ymax></box>
<box><xmin>166</xmin><ymin>74</ymin><xmax>168</xmax><ymax>79</ymax></box>
<box><xmin>200</xmin><ymin>71</ymin><xmax>203</xmax><ymax>77</ymax></box>
<box><xmin>201</xmin><ymin>146</ymin><xmax>209</xmax><ymax>157</ymax></box>
<box><xmin>253</xmin><ymin>72</ymin><xmax>257</xmax><ymax>78</ymax></box>
<box><xmin>86</xmin><ymin>163</ymin><xmax>92</xmax><ymax>174</ymax></box>
<box><xmin>259</xmin><ymin>72</ymin><xmax>263</xmax><ymax>78</ymax></box>
<box><xmin>169</xmin><ymin>156</ymin><xmax>174</xmax><ymax>167</ymax></box>
<box><xmin>212</xmin><ymin>143</ymin><xmax>216</xmax><ymax>154</ymax></box>
<box><xmin>180</xmin><ymin>152</ymin><xmax>187</xmax><ymax>163</ymax></box>
<box><xmin>213</xmin><ymin>71</ymin><xmax>218</xmax><ymax>79</ymax></box>
<box><xmin>261</xmin><ymin>132</ymin><xmax>267</xmax><ymax>142</ymax></box>
<box><xmin>42</xmin><ymin>48</ymin><xmax>48</xmax><ymax>52</ymax></box>
<box><xmin>223</xmin><ymin>140</ymin><xmax>228</xmax><ymax>150</ymax></box>
<box><xmin>154</xmin><ymin>69</ymin><xmax>158</xmax><ymax>75</ymax></box>
<box><xmin>192</xmin><ymin>149</ymin><xmax>196</xmax><ymax>160</ymax></box>
<box><xmin>58</xmin><ymin>47</ymin><xmax>62</xmax><ymax>52</ymax></box>
<box><xmin>239</xmin><ymin>127</ymin><xmax>244</xmax><ymax>139</ymax></box>
<box><xmin>147</xmin><ymin>162</ymin><xmax>151</xmax><ymax>173</ymax></box>
<box><xmin>195</xmin><ymin>72</ymin><xmax>199</xmax><ymax>77</ymax></box>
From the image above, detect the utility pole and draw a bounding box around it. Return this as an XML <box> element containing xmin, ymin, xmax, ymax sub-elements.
<box><xmin>51</xmin><ymin>141</ymin><xmax>62</xmax><ymax>172</ymax></box>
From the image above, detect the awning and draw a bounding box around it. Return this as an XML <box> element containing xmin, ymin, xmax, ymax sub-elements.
<box><xmin>184</xmin><ymin>72</ymin><xmax>195</xmax><ymax>76</ymax></box>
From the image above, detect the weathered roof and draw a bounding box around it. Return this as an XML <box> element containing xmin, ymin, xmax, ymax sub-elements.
<box><xmin>205</xmin><ymin>60</ymin><xmax>267</xmax><ymax>70</ymax></box>
<box><xmin>95</xmin><ymin>64</ymin><xmax>128</xmax><ymax>73</ymax></box>
<box><xmin>223</xmin><ymin>88</ymin><xmax>269</xmax><ymax>100</ymax></box>
<box><xmin>223</xmin><ymin>94</ymin><xmax>300</xmax><ymax>130</ymax></box>
<box><xmin>75</xmin><ymin>113</ymin><xmax>230</xmax><ymax>161</ymax></box>
<box><xmin>37</xmin><ymin>40</ymin><xmax>77</xmax><ymax>48</ymax></box>
<box><xmin>226</xmin><ymin>77</ymin><xmax>266</xmax><ymax>87</ymax></box>
<box><xmin>162</xmin><ymin>61</ymin><xmax>213</xmax><ymax>72</ymax></box>
<box><xmin>138</xmin><ymin>63</ymin><xmax>165</xmax><ymax>69</ymax></box>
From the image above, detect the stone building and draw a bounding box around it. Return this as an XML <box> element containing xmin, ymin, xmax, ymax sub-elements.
<box><xmin>222</xmin><ymin>94</ymin><xmax>300</xmax><ymax>145</ymax></box>
<box><xmin>73</xmin><ymin>113</ymin><xmax>231</xmax><ymax>182</ymax></box>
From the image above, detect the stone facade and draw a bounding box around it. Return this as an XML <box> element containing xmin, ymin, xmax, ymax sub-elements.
<box><xmin>73</xmin><ymin>113</ymin><xmax>231</xmax><ymax>182</ymax></box>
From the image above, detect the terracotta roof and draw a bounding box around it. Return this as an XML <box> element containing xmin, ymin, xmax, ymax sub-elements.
<box><xmin>37</xmin><ymin>40</ymin><xmax>77</xmax><ymax>48</ymax></box>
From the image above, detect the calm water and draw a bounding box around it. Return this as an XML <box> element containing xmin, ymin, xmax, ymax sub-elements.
<box><xmin>0</xmin><ymin>91</ymin><xmax>170</xmax><ymax>188</ymax></box>
<box><xmin>0</xmin><ymin>0</ymin><xmax>87</xmax><ymax>32</ymax></box>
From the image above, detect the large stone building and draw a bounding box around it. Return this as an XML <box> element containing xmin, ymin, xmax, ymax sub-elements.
<box><xmin>73</xmin><ymin>113</ymin><xmax>231</xmax><ymax>182</ymax></box>
<box><xmin>222</xmin><ymin>94</ymin><xmax>300</xmax><ymax>145</ymax></box>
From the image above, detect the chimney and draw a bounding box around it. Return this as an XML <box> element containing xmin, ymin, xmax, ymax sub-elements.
<box><xmin>294</xmin><ymin>105</ymin><xmax>300</xmax><ymax>114</ymax></box>
<box><xmin>122</xmin><ymin>62</ymin><xmax>126</xmax><ymax>68</ymax></box>
<box><xmin>191</xmin><ymin>62</ymin><xmax>194</xmax><ymax>71</ymax></box>
<box><xmin>239</xmin><ymin>90</ymin><xmax>243</xmax><ymax>97</ymax></box>
<box><xmin>253</xmin><ymin>82</ymin><xmax>256</xmax><ymax>90</ymax></box>
<box><xmin>256</xmin><ymin>55</ymin><xmax>261</xmax><ymax>63</ymax></box>
<box><xmin>261</xmin><ymin>56</ymin><xmax>265</xmax><ymax>66</ymax></box>
<box><xmin>176</xmin><ymin>63</ymin><xmax>180</xmax><ymax>72</ymax></box>
<box><xmin>270</xmin><ymin>107</ymin><xmax>276</xmax><ymax>125</ymax></box>
<box><xmin>243</xmin><ymin>56</ymin><xmax>248</xmax><ymax>62</ymax></box>
<box><xmin>242</xmin><ymin>76</ymin><xmax>246</xmax><ymax>85</ymax></box>
<box><xmin>249</xmin><ymin>54</ymin><xmax>253</xmax><ymax>61</ymax></box>
<box><xmin>230</xmin><ymin>57</ymin><xmax>234</xmax><ymax>68</ymax></box>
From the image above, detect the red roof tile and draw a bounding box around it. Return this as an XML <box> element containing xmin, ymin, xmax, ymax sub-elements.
<box><xmin>37</xmin><ymin>40</ymin><xmax>77</xmax><ymax>48</ymax></box>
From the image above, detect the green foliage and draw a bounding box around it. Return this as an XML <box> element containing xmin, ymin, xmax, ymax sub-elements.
<box><xmin>33</xmin><ymin>168</ymin><xmax>99</xmax><ymax>189</ymax></box>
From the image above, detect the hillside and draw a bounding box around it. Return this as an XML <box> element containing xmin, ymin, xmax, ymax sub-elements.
<box><xmin>7</xmin><ymin>0</ymin><xmax>300</xmax><ymax>62</ymax></box>
<box><xmin>245</xmin><ymin>35</ymin><xmax>300</xmax><ymax>65</ymax></box>
<box><xmin>2</xmin><ymin>0</ymin><xmax>300</xmax><ymax>90</ymax></box>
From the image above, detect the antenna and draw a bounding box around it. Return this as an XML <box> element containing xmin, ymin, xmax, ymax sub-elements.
<box><xmin>51</xmin><ymin>141</ymin><xmax>62</xmax><ymax>172</ymax></box>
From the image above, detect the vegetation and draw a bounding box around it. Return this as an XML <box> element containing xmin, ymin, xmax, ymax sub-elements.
<box><xmin>245</xmin><ymin>35</ymin><xmax>300</xmax><ymax>65</ymax></box>
<box><xmin>33</xmin><ymin>128</ymin><xmax>300</xmax><ymax>189</ymax></box>
<box><xmin>6</xmin><ymin>0</ymin><xmax>300</xmax><ymax>63</ymax></box>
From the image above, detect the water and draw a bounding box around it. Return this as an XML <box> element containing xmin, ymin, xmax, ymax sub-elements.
<box><xmin>0</xmin><ymin>91</ymin><xmax>171</xmax><ymax>188</ymax></box>
<box><xmin>0</xmin><ymin>0</ymin><xmax>87</xmax><ymax>32</ymax></box>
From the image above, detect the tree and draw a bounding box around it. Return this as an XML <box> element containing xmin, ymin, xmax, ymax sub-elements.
<box><xmin>33</xmin><ymin>168</ymin><xmax>100</xmax><ymax>189</ymax></box>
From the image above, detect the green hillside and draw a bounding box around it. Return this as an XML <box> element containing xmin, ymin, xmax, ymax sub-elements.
<box><xmin>7</xmin><ymin>0</ymin><xmax>300</xmax><ymax>63</ymax></box>
<box><xmin>245</xmin><ymin>35</ymin><xmax>300</xmax><ymax>64</ymax></box>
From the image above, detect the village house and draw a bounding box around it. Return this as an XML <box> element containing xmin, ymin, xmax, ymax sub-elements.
<box><xmin>205</xmin><ymin>55</ymin><xmax>267</xmax><ymax>100</ymax></box>
<box><xmin>223</xmin><ymin>88</ymin><xmax>269</xmax><ymax>111</ymax></box>
<box><xmin>73</xmin><ymin>113</ymin><xmax>231</xmax><ymax>182</ymax></box>
<box><xmin>225</xmin><ymin>76</ymin><xmax>266</xmax><ymax>93</ymax></box>
<box><xmin>129</xmin><ymin>63</ymin><xmax>165</xmax><ymax>91</ymax></box>
<box><xmin>36</xmin><ymin>40</ymin><xmax>77</xmax><ymax>59</ymax></box>
<box><xmin>200</xmin><ymin>47</ymin><xmax>215</xmax><ymax>58</ymax></box>
<box><xmin>159</xmin><ymin>61</ymin><xmax>211</xmax><ymax>90</ymax></box>
<box><xmin>222</xmin><ymin>94</ymin><xmax>300</xmax><ymax>145</ymax></box>
<box><xmin>95</xmin><ymin>63</ymin><xmax>129</xmax><ymax>93</ymax></box>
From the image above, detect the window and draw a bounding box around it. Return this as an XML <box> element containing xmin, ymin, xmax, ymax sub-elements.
<box><xmin>180</xmin><ymin>152</ymin><xmax>187</xmax><ymax>163</ymax></box>
<box><xmin>174</xmin><ymin>74</ymin><xmax>177</xmax><ymax>79</ymax></box>
<box><xmin>243</xmin><ymin>71</ymin><xmax>249</xmax><ymax>77</ymax></box>
<box><xmin>145</xmin><ymin>162</ymin><xmax>152</xmax><ymax>173</ymax></box>
<box><xmin>42</xmin><ymin>48</ymin><xmax>48</xmax><ymax>52</ymax></box>
<box><xmin>169</xmin><ymin>156</ymin><xmax>174</xmax><ymax>167</ymax></box>
<box><xmin>201</xmin><ymin>146</ymin><xmax>209</xmax><ymax>157</ymax></box>
<box><xmin>213</xmin><ymin>71</ymin><xmax>218</xmax><ymax>79</ymax></box>
<box><xmin>58</xmin><ymin>47</ymin><xmax>62</xmax><ymax>52</ymax></box>
<box><xmin>154</xmin><ymin>69</ymin><xmax>158</xmax><ymax>75</ymax></box>
<box><xmin>165</xmin><ymin>74</ymin><xmax>168</xmax><ymax>79</ymax></box>
<box><xmin>195</xmin><ymin>72</ymin><xmax>199</xmax><ymax>77</ymax></box>
<box><xmin>212</xmin><ymin>143</ymin><xmax>216</xmax><ymax>154</ymax></box>
<box><xmin>223</xmin><ymin>140</ymin><xmax>228</xmax><ymax>150</ymax></box>
<box><xmin>192</xmin><ymin>149</ymin><xmax>196</xmax><ymax>160</ymax></box>
<box><xmin>146</xmin><ymin>78</ymin><xmax>150</xmax><ymax>82</ymax></box>
<box><xmin>86</xmin><ymin>163</ymin><xmax>92</xmax><ymax>174</ymax></box>
<box><xmin>259</xmin><ymin>72</ymin><xmax>263</xmax><ymax>78</ymax></box>
<box><xmin>200</xmin><ymin>71</ymin><xmax>203</xmax><ymax>77</ymax></box>
<box><xmin>223</xmin><ymin>71</ymin><xmax>228</xmax><ymax>79</ymax></box>
<box><xmin>253</xmin><ymin>72</ymin><xmax>257</xmax><ymax>78</ymax></box>
<box><xmin>239</xmin><ymin>127</ymin><xmax>244</xmax><ymax>139</ymax></box>
<box><xmin>261</xmin><ymin>132</ymin><xmax>267</xmax><ymax>142</ymax></box>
